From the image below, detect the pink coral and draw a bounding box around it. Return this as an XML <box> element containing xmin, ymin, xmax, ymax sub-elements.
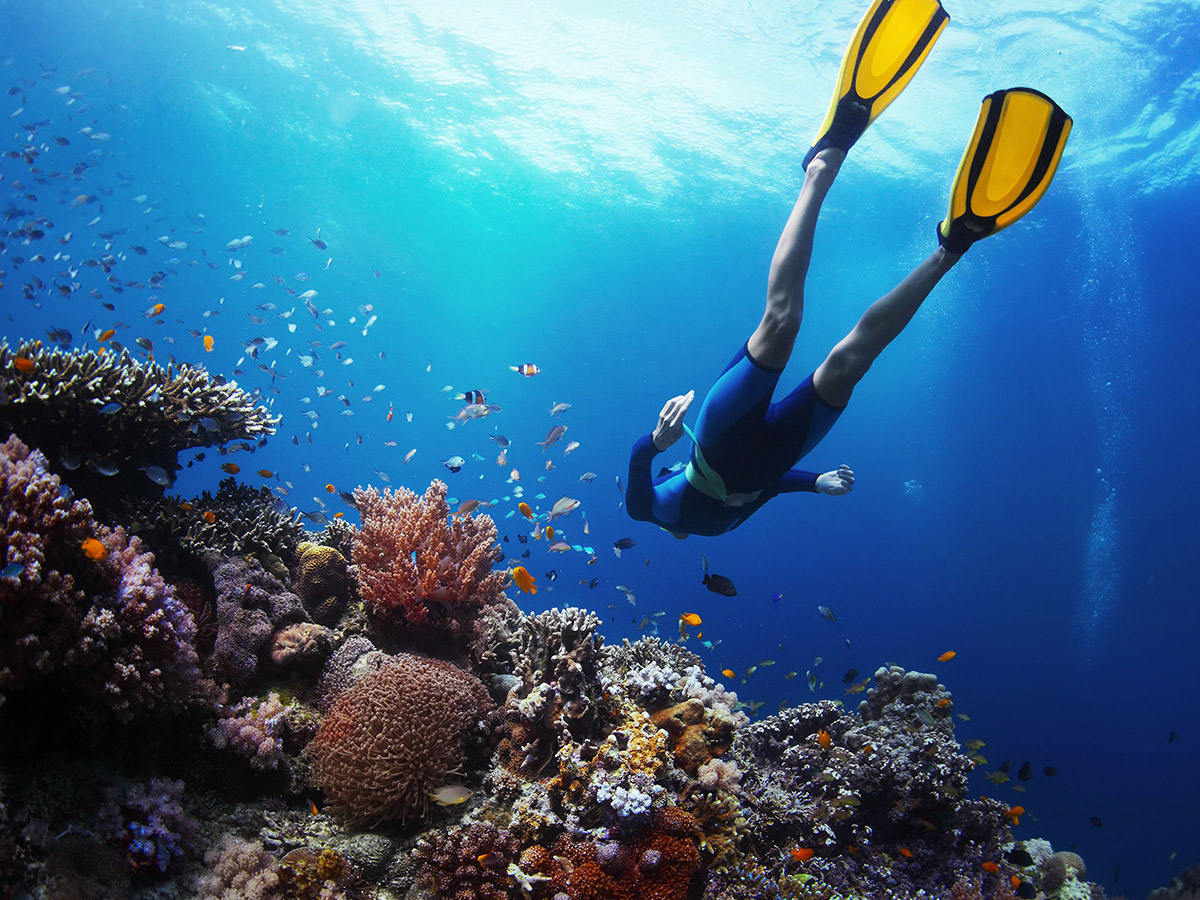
<box><xmin>193</xmin><ymin>835</ymin><xmax>282</xmax><ymax>900</ymax></box>
<box><xmin>351</xmin><ymin>480</ymin><xmax>506</xmax><ymax>638</ymax></box>
<box><xmin>270</xmin><ymin>622</ymin><xmax>331</xmax><ymax>668</ymax></box>
<box><xmin>208</xmin><ymin>691</ymin><xmax>290</xmax><ymax>770</ymax></box>
<box><xmin>310</xmin><ymin>653</ymin><xmax>493</xmax><ymax>825</ymax></box>
<box><xmin>0</xmin><ymin>436</ymin><xmax>200</xmax><ymax>721</ymax></box>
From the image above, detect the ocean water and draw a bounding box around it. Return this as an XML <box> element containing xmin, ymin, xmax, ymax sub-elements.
<box><xmin>2</xmin><ymin>0</ymin><xmax>1198</xmax><ymax>894</ymax></box>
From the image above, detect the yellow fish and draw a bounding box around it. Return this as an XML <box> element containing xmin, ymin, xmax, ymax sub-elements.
<box><xmin>679</xmin><ymin>612</ymin><xmax>702</xmax><ymax>627</ymax></box>
<box><xmin>509</xmin><ymin>566</ymin><xmax>537</xmax><ymax>594</ymax></box>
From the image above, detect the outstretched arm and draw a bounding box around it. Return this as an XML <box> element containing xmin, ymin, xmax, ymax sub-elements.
<box><xmin>775</xmin><ymin>464</ymin><xmax>855</xmax><ymax>495</ymax></box>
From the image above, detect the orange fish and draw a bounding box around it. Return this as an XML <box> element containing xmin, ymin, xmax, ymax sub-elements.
<box><xmin>518</xmin><ymin>502</ymin><xmax>534</xmax><ymax>520</ymax></box>
<box><xmin>256</xmin><ymin>469</ymin><xmax>273</xmax><ymax>478</ymax></box>
<box><xmin>510</xmin><ymin>363</ymin><xmax>540</xmax><ymax>377</ymax></box>
<box><xmin>679</xmin><ymin>612</ymin><xmax>702</xmax><ymax>627</ymax></box>
<box><xmin>326</xmin><ymin>483</ymin><xmax>336</xmax><ymax>493</ymax></box>
<box><xmin>477</xmin><ymin>852</ymin><xmax>505</xmax><ymax>870</ymax></box>
<box><xmin>145</xmin><ymin>302</ymin><xmax>166</xmax><ymax>317</ymax></box>
<box><xmin>81</xmin><ymin>537</ymin><xmax>106</xmax><ymax>560</ymax></box>
<box><xmin>221</xmin><ymin>462</ymin><xmax>240</xmax><ymax>474</ymax></box>
<box><xmin>1011</xmin><ymin>876</ymin><xmax>1021</xmax><ymax>890</ymax></box>
<box><xmin>936</xmin><ymin>697</ymin><xmax>951</xmax><ymax>708</ymax></box>
<box><xmin>789</xmin><ymin>848</ymin><xmax>813</xmax><ymax>862</ymax></box>
<box><xmin>308</xmin><ymin>798</ymin><xmax>320</xmax><ymax>815</ymax></box>
<box><xmin>981</xmin><ymin>861</ymin><xmax>1000</xmax><ymax>874</ymax></box>
<box><xmin>13</xmin><ymin>357</ymin><xmax>35</xmax><ymax>374</ymax></box>
<box><xmin>721</xmin><ymin>669</ymin><xmax>735</xmax><ymax>679</ymax></box>
<box><xmin>938</xmin><ymin>650</ymin><xmax>957</xmax><ymax>662</ymax></box>
<box><xmin>203</xmin><ymin>334</ymin><xmax>214</xmax><ymax>352</ymax></box>
<box><xmin>1005</xmin><ymin>805</ymin><xmax>1025</xmax><ymax>825</ymax></box>
<box><xmin>546</xmin><ymin>525</ymin><xmax>555</xmax><ymax>541</ymax></box>
<box><xmin>897</xmin><ymin>846</ymin><xmax>913</xmax><ymax>858</ymax></box>
<box><xmin>386</xmin><ymin>403</ymin><xmax>394</xmax><ymax>422</ymax></box>
<box><xmin>179</xmin><ymin>501</ymin><xmax>192</xmax><ymax>511</ymax></box>
<box><xmin>203</xmin><ymin>511</ymin><xmax>216</xmax><ymax>524</ymax></box>
<box><xmin>817</xmin><ymin>730</ymin><xmax>831</xmax><ymax>750</ymax></box>
<box><xmin>509</xmin><ymin>565</ymin><xmax>537</xmax><ymax>594</ymax></box>
<box><xmin>98</xmin><ymin>328</ymin><xmax>116</xmax><ymax>342</ymax></box>
<box><xmin>334</xmin><ymin>511</ymin><xmax>344</xmax><ymax>519</ymax></box>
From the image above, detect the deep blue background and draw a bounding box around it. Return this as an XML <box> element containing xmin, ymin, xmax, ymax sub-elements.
<box><xmin>3</xmin><ymin>0</ymin><xmax>1198</xmax><ymax>893</ymax></box>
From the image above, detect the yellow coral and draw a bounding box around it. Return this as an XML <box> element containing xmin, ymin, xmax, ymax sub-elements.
<box><xmin>293</xmin><ymin>542</ymin><xmax>351</xmax><ymax>622</ymax></box>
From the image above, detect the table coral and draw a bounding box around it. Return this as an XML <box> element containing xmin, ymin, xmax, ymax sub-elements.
<box><xmin>310</xmin><ymin>653</ymin><xmax>493</xmax><ymax>825</ymax></box>
<box><xmin>0</xmin><ymin>339</ymin><xmax>277</xmax><ymax>518</ymax></box>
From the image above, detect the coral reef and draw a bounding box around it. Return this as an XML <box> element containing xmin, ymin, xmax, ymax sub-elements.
<box><xmin>0</xmin><ymin>340</ymin><xmax>277</xmax><ymax>516</ymax></box>
<box><xmin>413</xmin><ymin>820</ymin><xmax>520</xmax><ymax>900</ymax></box>
<box><xmin>270</xmin><ymin>622</ymin><xmax>332</xmax><ymax>669</ymax></box>
<box><xmin>208</xmin><ymin>691</ymin><xmax>291</xmax><ymax>770</ymax></box>
<box><xmin>352</xmin><ymin>480</ymin><xmax>506</xmax><ymax>648</ymax></box>
<box><xmin>293</xmin><ymin>541</ymin><xmax>353</xmax><ymax>623</ymax></box>
<box><xmin>125</xmin><ymin>477</ymin><xmax>303</xmax><ymax>571</ymax></box>
<box><xmin>98</xmin><ymin>776</ymin><xmax>195</xmax><ymax>876</ymax></box>
<box><xmin>211</xmin><ymin>554</ymin><xmax>307</xmax><ymax>687</ymax></box>
<box><xmin>310</xmin><ymin>653</ymin><xmax>493</xmax><ymax>825</ymax></box>
<box><xmin>193</xmin><ymin>835</ymin><xmax>282</xmax><ymax>900</ymax></box>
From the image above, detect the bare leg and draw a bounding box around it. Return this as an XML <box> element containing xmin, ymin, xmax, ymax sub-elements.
<box><xmin>813</xmin><ymin>246</ymin><xmax>961</xmax><ymax>408</ymax></box>
<box><xmin>747</xmin><ymin>148</ymin><xmax>845</xmax><ymax>371</ymax></box>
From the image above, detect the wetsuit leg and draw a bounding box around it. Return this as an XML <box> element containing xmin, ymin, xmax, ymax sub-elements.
<box><xmin>765</xmin><ymin>373</ymin><xmax>845</xmax><ymax>463</ymax></box>
<box><xmin>693</xmin><ymin>344</ymin><xmax>781</xmax><ymax>449</ymax></box>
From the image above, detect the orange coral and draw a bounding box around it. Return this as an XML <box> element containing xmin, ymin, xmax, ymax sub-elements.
<box><xmin>352</xmin><ymin>480</ymin><xmax>506</xmax><ymax>636</ymax></box>
<box><xmin>650</xmin><ymin>698</ymin><xmax>737</xmax><ymax>774</ymax></box>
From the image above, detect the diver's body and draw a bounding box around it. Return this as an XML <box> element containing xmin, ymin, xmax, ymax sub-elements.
<box><xmin>626</xmin><ymin>0</ymin><xmax>1071</xmax><ymax>538</ymax></box>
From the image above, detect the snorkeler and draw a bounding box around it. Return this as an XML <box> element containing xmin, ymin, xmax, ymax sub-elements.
<box><xmin>626</xmin><ymin>0</ymin><xmax>1071</xmax><ymax>538</ymax></box>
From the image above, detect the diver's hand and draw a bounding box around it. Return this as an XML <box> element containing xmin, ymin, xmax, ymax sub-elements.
<box><xmin>816</xmin><ymin>464</ymin><xmax>854</xmax><ymax>495</ymax></box>
<box><xmin>652</xmin><ymin>390</ymin><xmax>694</xmax><ymax>451</ymax></box>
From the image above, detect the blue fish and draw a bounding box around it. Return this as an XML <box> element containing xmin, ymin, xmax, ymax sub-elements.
<box><xmin>1</xmin><ymin>562</ymin><xmax>24</xmax><ymax>579</ymax></box>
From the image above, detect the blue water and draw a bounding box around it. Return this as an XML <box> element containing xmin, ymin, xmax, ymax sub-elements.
<box><xmin>3</xmin><ymin>0</ymin><xmax>1199</xmax><ymax>893</ymax></box>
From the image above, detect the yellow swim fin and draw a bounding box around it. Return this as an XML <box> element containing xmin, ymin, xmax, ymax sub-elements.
<box><xmin>803</xmin><ymin>0</ymin><xmax>949</xmax><ymax>170</ymax></box>
<box><xmin>937</xmin><ymin>87</ymin><xmax>1072</xmax><ymax>253</ymax></box>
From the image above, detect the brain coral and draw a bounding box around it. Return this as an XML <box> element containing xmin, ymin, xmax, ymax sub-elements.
<box><xmin>310</xmin><ymin>654</ymin><xmax>493</xmax><ymax>825</ymax></box>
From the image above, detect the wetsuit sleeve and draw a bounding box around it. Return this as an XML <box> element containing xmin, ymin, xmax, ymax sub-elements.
<box><xmin>625</xmin><ymin>433</ymin><xmax>661</xmax><ymax>521</ymax></box>
<box><xmin>776</xmin><ymin>469</ymin><xmax>820</xmax><ymax>493</ymax></box>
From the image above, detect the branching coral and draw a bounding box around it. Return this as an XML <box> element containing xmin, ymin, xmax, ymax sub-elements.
<box><xmin>413</xmin><ymin>821</ymin><xmax>519</xmax><ymax>900</ymax></box>
<box><xmin>0</xmin><ymin>339</ymin><xmax>277</xmax><ymax>516</ymax></box>
<box><xmin>310</xmin><ymin>653</ymin><xmax>493</xmax><ymax>825</ymax></box>
<box><xmin>125</xmin><ymin>477</ymin><xmax>303</xmax><ymax>570</ymax></box>
<box><xmin>193</xmin><ymin>835</ymin><xmax>282</xmax><ymax>900</ymax></box>
<box><xmin>98</xmin><ymin>777</ymin><xmax>195</xmax><ymax>876</ymax></box>
<box><xmin>208</xmin><ymin>691</ymin><xmax>290</xmax><ymax>770</ymax></box>
<box><xmin>351</xmin><ymin>480</ymin><xmax>506</xmax><ymax>644</ymax></box>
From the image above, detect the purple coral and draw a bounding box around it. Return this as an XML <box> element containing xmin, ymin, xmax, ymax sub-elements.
<box><xmin>207</xmin><ymin>691</ymin><xmax>289</xmax><ymax>770</ymax></box>
<box><xmin>210</xmin><ymin>554</ymin><xmax>305</xmax><ymax>686</ymax></box>
<box><xmin>99</xmin><ymin>777</ymin><xmax>195</xmax><ymax>875</ymax></box>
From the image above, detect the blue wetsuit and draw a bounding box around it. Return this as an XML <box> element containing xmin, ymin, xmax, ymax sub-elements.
<box><xmin>626</xmin><ymin>343</ymin><xmax>844</xmax><ymax>536</ymax></box>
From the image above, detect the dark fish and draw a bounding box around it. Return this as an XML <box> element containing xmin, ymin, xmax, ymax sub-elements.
<box><xmin>545</xmin><ymin>570</ymin><xmax>557</xmax><ymax>582</ymax></box>
<box><xmin>1089</xmin><ymin>816</ymin><xmax>1103</xmax><ymax>828</ymax></box>
<box><xmin>309</xmin><ymin>236</ymin><xmax>327</xmax><ymax>250</ymax></box>
<box><xmin>998</xmin><ymin>760</ymin><xmax>1011</xmax><ymax>774</ymax></box>
<box><xmin>1016</xmin><ymin>882</ymin><xmax>1037</xmax><ymax>899</ymax></box>
<box><xmin>521</xmin><ymin>549</ymin><xmax>530</xmax><ymax>558</ymax></box>
<box><xmin>1017</xmin><ymin>761</ymin><xmax>1032</xmax><ymax>781</ymax></box>
<box><xmin>518</xmin><ymin>534</ymin><xmax>528</xmax><ymax>544</ymax></box>
<box><xmin>613</xmin><ymin>537</ymin><xmax>636</xmax><ymax>557</ymax></box>
<box><xmin>702</xmin><ymin>572</ymin><xmax>737</xmax><ymax>597</ymax></box>
<box><xmin>588</xmin><ymin>578</ymin><xmax>599</xmax><ymax>589</ymax></box>
<box><xmin>274</xmin><ymin>227</ymin><xmax>290</xmax><ymax>235</ymax></box>
<box><xmin>1169</xmin><ymin>730</ymin><xmax>1176</xmax><ymax>743</ymax></box>
<box><xmin>1114</xmin><ymin>866</ymin><xmax>1119</xmax><ymax>884</ymax></box>
<box><xmin>1007</xmin><ymin>846</ymin><xmax>1034</xmax><ymax>866</ymax></box>
<box><xmin>842</xmin><ymin>668</ymin><xmax>859</xmax><ymax>684</ymax></box>
<box><xmin>1043</xmin><ymin>766</ymin><xmax>1057</xmax><ymax>777</ymax></box>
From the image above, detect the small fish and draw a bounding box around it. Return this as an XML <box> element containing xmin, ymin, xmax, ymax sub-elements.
<box><xmin>1017</xmin><ymin>761</ymin><xmax>1032</xmax><ymax>781</ymax></box>
<box><xmin>784</xmin><ymin>671</ymin><xmax>797</xmax><ymax>680</ymax></box>
<box><xmin>842</xmin><ymin>668</ymin><xmax>859</xmax><ymax>684</ymax></box>
<box><xmin>579</xmin><ymin>471</ymin><xmax>597</xmax><ymax>483</ymax></box>
<box><xmin>91</xmin><ymin>457</ymin><xmax>119</xmax><ymax>476</ymax></box>
<box><xmin>404</xmin><ymin>449</ymin><xmax>417</xmax><ymax>464</ymax></box>
<box><xmin>937</xmin><ymin>650</ymin><xmax>957</xmax><ymax>662</ymax></box>
<box><xmin>563</xmin><ymin>440</ymin><xmax>580</xmax><ymax>456</ymax></box>
<box><xmin>13</xmin><ymin>357</ymin><xmax>35</xmax><ymax>374</ymax></box>
<box><xmin>771</xmin><ymin>592</ymin><xmax>783</xmax><ymax>604</ymax></box>
<box><xmin>844</xmin><ymin>677</ymin><xmax>870</xmax><ymax>695</ymax></box>
<box><xmin>144</xmin><ymin>302</ymin><xmax>165</xmax><ymax>317</ymax></box>
<box><xmin>477</xmin><ymin>852</ymin><xmax>505</xmax><ymax>870</ymax></box>
<box><xmin>428</xmin><ymin>785</ymin><xmax>473</xmax><ymax>806</ymax></box>
<box><xmin>816</xmin><ymin>730</ymin><xmax>831</xmax><ymax>749</ymax></box>
<box><xmin>518</xmin><ymin>502</ymin><xmax>534</xmax><ymax>520</ymax></box>
<box><xmin>721</xmin><ymin>668</ymin><xmax>735</xmax><ymax>679</ymax></box>
<box><xmin>98</xmin><ymin>401</ymin><xmax>122</xmax><ymax>415</ymax></box>
<box><xmin>221</xmin><ymin>462</ymin><xmax>240</xmax><ymax>474</ymax></box>
<box><xmin>1168</xmin><ymin>730</ymin><xmax>1176</xmax><ymax>743</ymax></box>
<box><xmin>2</xmin><ymin>563</ymin><xmax>26</xmax><ymax>580</ymax></box>
<box><xmin>203</xmin><ymin>511</ymin><xmax>217</xmax><ymax>523</ymax></box>
<box><xmin>510</xmin><ymin>363</ymin><xmax>540</xmax><ymax>377</ymax></box>
<box><xmin>535</xmin><ymin>425</ymin><xmax>567</xmax><ymax>450</ymax></box>
<box><xmin>1089</xmin><ymin>816</ymin><xmax>1103</xmax><ymax>827</ymax></box>
<box><xmin>897</xmin><ymin>847</ymin><xmax>913</xmax><ymax>859</ymax></box>
<box><xmin>455</xmin><ymin>499</ymin><xmax>481</xmax><ymax>516</ymax></box>
<box><xmin>81</xmin><ymin>537</ymin><xmax>106</xmax><ymax>560</ymax></box>
<box><xmin>680</xmin><ymin>612</ymin><xmax>702</xmax><ymax>627</ymax></box>
<box><xmin>986</xmin><ymin>771</ymin><xmax>1010</xmax><ymax>785</ymax></box>
<box><xmin>456</xmin><ymin>389</ymin><xmax>487</xmax><ymax>404</ymax></box>
<box><xmin>806</xmin><ymin>671</ymin><xmax>817</xmax><ymax>692</ymax></box>
<box><xmin>97</xmin><ymin>328</ymin><xmax>116</xmax><ymax>342</ymax></box>
<box><xmin>141</xmin><ymin>465</ymin><xmax>171</xmax><ymax>486</ymax></box>
<box><xmin>916</xmin><ymin>708</ymin><xmax>936</xmax><ymax>727</ymax></box>
<box><xmin>509</xmin><ymin>565</ymin><xmax>537</xmax><ymax>594</ymax></box>
<box><xmin>981</xmin><ymin>861</ymin><xmax>1000</xmax><ymax>874</ymax></box>
<box><xmin>256</xmin><ymin>469</ymin><xmax>274</xmax><ymax>478</ymax></box>
<box><xmin>1042</xmin><ymin>766</ymin><xmax>1057</xmax><ymax>777</ymax></box>
<box><xmin>203</xmin><ymin>334</ymin><xmax>214</xmax><ymax>352</ymax></box>
<box><xmin>789</xmin><ymin>848</ymin><xmax>814</xmax><ymax>862</ymax></box>
<box><xmin>613</xmin><ymin>537</ymin><xmax>636</xmax><ymax>557</ymax></box>
<box><xmin>548</xmin><ymin>541</ymin><xmax>571</xmax><ymax>553</ymax></box>
<box><xmin>442</xmin><ymin>456</ymin><xmax>465</xmax><ymax>473</ymax></box>
<box><xmin>818</xmin><ymin>605</ymin><xmax>837</xmax><ymax>622</ymax></box>
<box><xmin>1005</xmin><ymin>805</ymin><xmax>1025</xmax><ymax>825</ymax></box>
<box><xmin>548</xmin><ymin>496</ymin><xmax>579</xmax><ymax>520</ymax></box>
